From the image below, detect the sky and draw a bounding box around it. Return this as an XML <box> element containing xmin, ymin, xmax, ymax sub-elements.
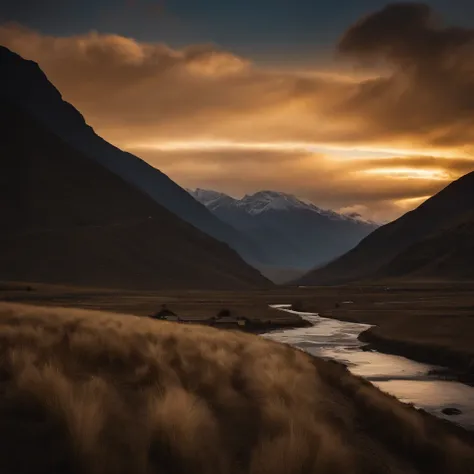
<box><xmin>2</xmin><ymin>0</ymin><xmax>474</xmax><ymax>221</ymax></box>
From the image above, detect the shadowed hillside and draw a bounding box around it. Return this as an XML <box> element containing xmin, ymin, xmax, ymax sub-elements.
<box><xmin>0</xmin><ymin>302</ymin><xmax>473</xmax><ymax>474</ymax></box>
<box><xmin>0</xmin><ymin>99</ymin><xmax>270</xmax><ymax>290</ymax></box>
<box><xmin>376</xmin><ymin>213</ymin><xmax>474</xmax><ymax>280</ymax></box>
<box><xmin>0</xmin><ymin>45</ymin><xmax>268</xmax><ymax>267</ymax></box>
<box><xmin>297</xmin><ymin>170</ymin><xmax>474</xmax><ymax>285</ymax></box>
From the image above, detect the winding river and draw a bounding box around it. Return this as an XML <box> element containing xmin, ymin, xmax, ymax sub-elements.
<box><xmin>263</xmin><ymin>305</ymin><xmax>474</xmax><ymax>430</ymax></box>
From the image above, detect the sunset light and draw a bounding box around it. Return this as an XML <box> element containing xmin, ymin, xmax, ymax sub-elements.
<box><xmin>362</xmin><ymin>167</ymin><xmax>451</xmax><ymax>180</ymax></box>
<box><xmin>3</xmin><ymin>16</ymin><xmax>473</xmax><ymax>222</ymax></box>
<box><xmin>129</xmin><ymin>140</ymin><xmax>466</xmax><ymax>160</ymax></box>
<box><xmin>4</xmin><ymin>3</ymin><xmax>474</xmax><ymax>470</ymax></box>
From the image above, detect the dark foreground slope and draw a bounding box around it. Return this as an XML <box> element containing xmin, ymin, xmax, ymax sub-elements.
<box><xmin>0</xmin><ymin>100</ymin><xmax>270</xmax><ymax>290</ymax></box>
<box><xmin>0</xmin><ymin>46</ymin><xmax>267</xmax><ymax>266</ymax></box>
<box><xmin>297</xmin><ymin>171</ymin><xmax>474</xmax><ymax>285</ymax></box>
<box><xmin>0</xmin><ymin>302</ymin><xmax>473</xmax><ymax>474</ymax></box>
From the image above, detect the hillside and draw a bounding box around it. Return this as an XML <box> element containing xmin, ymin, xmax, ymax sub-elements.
<box><xmin>377</xmin><ymin>213</ymin><xmax>474</xmax><ymax>280</ymax></box>
<box><xmin>0</xmin><ymin>99</ymin><xmax>270</xmax><ymax>290</ymax></box>
<box><xmin>0</xmin><ymin>46</ymin><xmax>267</xmax><ymax>267</ymax></box>
<box><xmin>1</xmin><ymin>302</ymin><xmax>473</xmax><ymax>474</ymax></box>
<box><xmin>297</xmin><ymin>170</ymin><xmax>474</xmax><ymax>285</ymax></box>
<box><xmin>190</xmin><ymin>189</ymin><xmax>377</xmax><ymax>270</ymax></box>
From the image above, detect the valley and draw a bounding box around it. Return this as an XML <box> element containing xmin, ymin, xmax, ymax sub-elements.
<box><xmin>4</xmin><ymin>281</ymin><xmax>474</xmax><ymax>378</ymax></box>
<box><xmin>4</xmin><ymin>281</ymin><xmax>474</xmax><ymax>433</ymax></box>
<box><xmin>3</xmin><ymin>5</ymin><xmax>474</xmax><ymax>469</ymax></box>
<box><xmin>189</xmin><ymin>188</ymin><xmax>377</xmax><ymax>276</ymax></box>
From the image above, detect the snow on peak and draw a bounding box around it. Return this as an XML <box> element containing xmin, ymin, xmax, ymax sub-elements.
<box><xmin>239</xmin><ymin>190</ymin><xmax>319</xmax><ymax>215</ymax></box>
<box><xmin>341</xmin><ymin>212</ymin><xmax>378</xmax><ymax>225</ymax></box>
<box><xmin>189</xmin><ymin>188</ymin><xmax>376</xmax><ymax>224</ymax></box>
<box><xmin>187</xmin><ymin>188</ymin><xmax>237</xmax><ymax>210</ymax></box>
<box><xmin>189</xmin><ymin>188</ymin><xmax>224</xmax><ymax>204</ymax></box>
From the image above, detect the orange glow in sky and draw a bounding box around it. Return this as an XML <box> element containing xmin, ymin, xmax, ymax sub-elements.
<box><xmin>3</xmin><ymin>20</ymin><xmax>474</xmax><ymax>222</ymax></box>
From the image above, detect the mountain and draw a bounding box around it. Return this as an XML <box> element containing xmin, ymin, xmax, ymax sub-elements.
<box><xmin>189</xmin><ymin>189</ymin><xmax>378</xmax><ymax>271</ymax></box>
<box><xmin>0</xmin><ymin>96</ymin><xmax>270</xmax><ymax>290</ymax></box>
<box><xmin>297</xmin><ymin>171</ymin><xmax>474</xmax><ymax>285</ymax></box>
<box><xmin>186</xmin><ymin>188</ymin><xmax>236</xmax><ymax>208</ymax></box>
<box><xmin>375</xmin><ymin>212</ymin><xmax>474</xmax><ymax>281</ymax></box>
<box><xmin>0</xmin><ymin>46</ymin><xmax>267</xmax><ymax>267</ymax></box>
<box><xmin>192</xmin><ymin>189</ymin><xmax>375</xmax><ymax>222</ymax></box>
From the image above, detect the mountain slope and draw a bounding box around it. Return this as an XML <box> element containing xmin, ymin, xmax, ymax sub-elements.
<box><xmin>0</xmin><ymin>98</ymin><xmax>271</xmax><ymax>290</ymax></box>
<box><xmin>190</xmin><ymin>189</ymin><xmax>377</xmax><ymax>270</ymax></box>
<box><xmin>0</xmin><ymin>46</ymin><xmax>267</xmax><ymax>267</ymax></box>
<box><xmin>376</xmin><ymin>213</ymin><xmax>474</xmax><ymax>280</ymax></box>
<box><xmin>297</xmin><ymin>171</ymin><xmax>474</xmax><ymax>285</ymax></box>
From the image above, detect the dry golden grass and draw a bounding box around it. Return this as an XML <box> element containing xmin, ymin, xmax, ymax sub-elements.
<box><xmin>0</xmin><ymin>302</ymin><xmax>474</xmax><ymax>474</ymax></box>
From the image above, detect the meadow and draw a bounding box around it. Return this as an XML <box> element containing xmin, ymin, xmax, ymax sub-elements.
<box><xmin>4</xmin><ymin>281</ymin><xmax>474</xmax><ymax>371</ymax></box>
<box><xmin>1</xmin><ymin>300</ymin><xmax>474</xmax><ymax>474</ymax></box>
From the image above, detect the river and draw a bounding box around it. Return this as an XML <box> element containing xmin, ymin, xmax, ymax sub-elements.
<box><xmin>263</xmin><ymin>305</ymin><xmax>474</xmax><ymax>430</ymax></box>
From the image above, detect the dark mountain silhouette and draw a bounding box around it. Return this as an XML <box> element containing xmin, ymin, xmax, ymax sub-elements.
<box><xmin>375</xmin><ymin>212</ymin><xmax>474</xmax><ymax>281</ymax></box>
<box><xmin>0</xmin><ymin>46</ymin><xmax>268</xmax><ymax>267</ymax></box>
<box><xmin>190</xmin><ymin>189</ymin><xmax>377</xmax><ymax>271</ymax></box>
<box><xmin>0</xmin><ymin>101</ymin><xmax>270</xmax><ymax>289</ymax></box>
<box><xmin>297</xmin><ymin>171</ymin><xmax>474</xmax><ymax>285</ymax></box>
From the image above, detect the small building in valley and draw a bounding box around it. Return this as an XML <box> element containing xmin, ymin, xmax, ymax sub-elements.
<box><xmin>211</xmin><ymin>309</ymin><xmax>250</xmax><ymax>329</ymax></box>
<box><xmin>150</xmin><ymin>304</ymin><xmax>180</xmax><ymax>322</ymax></box>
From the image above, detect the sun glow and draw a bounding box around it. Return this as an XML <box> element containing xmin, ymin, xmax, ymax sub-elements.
<box><xmin>128</xmin><ymin>140</ymin><xmax>468</xmax><ymax>160</ymax></box>
<box><xmin>396</xmin><ymin>195</ymin><xmax>432</xmax><ymax>207</ymax></box>
<box><xmin>362</xmin><ymin>168</ymin><xmax>451</xmax><ymax>180</ymax></box>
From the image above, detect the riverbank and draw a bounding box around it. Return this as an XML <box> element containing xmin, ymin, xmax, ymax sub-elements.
<box><xmin>1</xmin><ymin>301</ymin><xmax>474</xmax><ymax>473</ymax></box>
<box><xmin>290</xmin><ymin>284</ymin><xmax>474</xmax><ymax>382</ymax></box>
<box><xmin>359</xmin><ymin>326</ymin><xmax>474</xmax><ymax>385</ymax></box>
<box><xmin>266</xmin><ymin>305</ymin><xmax>474</xmax><ymax>429</ymax></box>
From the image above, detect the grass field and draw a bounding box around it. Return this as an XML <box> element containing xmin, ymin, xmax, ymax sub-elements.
<box><xmin>1</xmin><ymin>300</ymin><xmax>474</xmax><ymax>474</ymax></box>
<box><xmin>0</xmin><ymin>282</ymin><xmax>310</xmax><ymax>332</ymax></box>
<box><xmin>3</xmin><ymin>281</ymin><xmax>474</xmax><ymax>374</ymax></box>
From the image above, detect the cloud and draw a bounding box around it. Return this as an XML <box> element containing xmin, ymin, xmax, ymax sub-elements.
<box><xmin>337</xmin><ymin>2</ymin><xmax>474</xmax><ymax>147</ymax></box>
<box><xmin>4</xmin><ymin>7</ymin><xmax>474</xmax><ymax>151</ymax></box>
<box><xmin>0</xmin><ymin>23</ymin><xmax>348</xmax><ymax>145</ymax></box>
<box><xmin>2</xmin><ymin>4</ymin><xmax>474</xmax><ymax>220</ymax></box>
<box><xmin>134</xmin><ymin>147</ymin><xmax>460</xmax><ymax>220</ymax></box>
<box><xmin>4</xmin><ymin>14</ymin><xmax>474</xmax><ymax>149</ymax></box>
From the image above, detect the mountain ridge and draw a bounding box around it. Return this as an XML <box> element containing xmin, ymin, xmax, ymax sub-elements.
<box><xmin>0</xmin><ymin>48</ymin><xmax>271</xmax><ymax>290</ymax></box>
<box><xmin>0</xmin><ymin>45</ymin><xmax>268</xmax><ymax>267</ymax></box>
<box><xmin>190</xmin><ymin>188</ymin><xmax>376</xmax><ymax>224</ymax></box>
<box><xmin>297</xmin><ymin>170</ymin><xmax>474</xmax><ymax>285</ymax></box>
<box><xmin>189</xmin><ymin>188</ymin><xmax>378</xmax><ymax>270</ymax></box>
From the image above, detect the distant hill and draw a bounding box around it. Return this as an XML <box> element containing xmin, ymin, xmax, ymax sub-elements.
<box><xmin>189</xmin><ymin>189</ymin><xmax>377</xmax><ymax>271</ymax></box>
<box><xmin>0</xmin><ymin>46</ymin><xmax>267</xmax><ymax>268</ymax></box>
<box><xmin>0</xmin><ymin>97</ymin><xmax>271</xmax><ymax>290</ymax></box>
<box><xmin>297</xmin><ymin>170</ymin><xmax>474</xmax><ymax>285</ymax></box>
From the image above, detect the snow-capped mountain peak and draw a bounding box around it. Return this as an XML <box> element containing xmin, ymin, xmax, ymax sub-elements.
<box><xmin>188</xmin><ymin>188</ymin><xmax>373</xmax><ymax>224</ymax></box>
<box><xmin>187</xmin><ymin>187</ymin><xmax>378</xmax><ymax>271</ymax></box>
<box><xmin>188</xmin><ymin>188</ymin><xmax>226</xmax><ymax>205</ymax></box>
<box><xmin>239</xmin><ymin>190</ymin><xmax>318</xmax><ymax>215</ymax></box>
<box><xmin>187</xmin><ymin>188</ymin><xmax>237</xmax><ymax>211</ymax></box>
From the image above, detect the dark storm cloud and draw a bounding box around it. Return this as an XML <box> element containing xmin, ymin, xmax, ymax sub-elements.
<box><xmin>337</xmin><ymin>2</ymin><xmax>474</xmax><ymax>146</ymax></box>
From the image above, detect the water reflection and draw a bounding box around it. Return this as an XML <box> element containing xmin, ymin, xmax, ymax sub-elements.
<box><xmin>264</xmin><ymin>306</ymin><xmax>474</xmax><ymax>430</ymax></box>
